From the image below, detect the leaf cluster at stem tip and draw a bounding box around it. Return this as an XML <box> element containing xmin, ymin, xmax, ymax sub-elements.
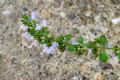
<box><xmin>21</xmin><ymin>14</ymin><xmax>120</xmax><ymax>63</ymax></box>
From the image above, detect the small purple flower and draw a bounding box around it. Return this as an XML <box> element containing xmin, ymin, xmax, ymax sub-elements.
<box><xmin>51</xmin><ymin>42</ymin><xmax>59</xmax><ymax>48</ymax></box>
<box><xmin>31</xmin><ymin>11</ymin><xmax>48</xmax><ymax>27</ymax></box>
<box><xmin>42</xmin><ymin>45</ymin><xmax>49</xmax><ymax>52</ymax></box>
<box><xmin>22</xmin><ymin>32</ymin><xmax>32</xmax><ymax>41</ymax></box>
<box><xmin>42</xmin><ymin>42</ymin><xmax>58</xmax><ymax>54</ymax></box>
<box><xmin>42</xmin><ymin>19</ymin><xmax>47</xmax><ymax>27</ymax></box>
<box><xmin>35</xmin><ymin>24</ymin><xmax>42</xmax><ymax>30</ymax></box>
<box><xmin>31</xmin><ymin>11</ymin><xmax>37</xmax><ymax>20</ymax></box>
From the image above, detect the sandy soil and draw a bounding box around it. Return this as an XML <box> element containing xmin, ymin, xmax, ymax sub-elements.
<box><xmin>0</xmin><ymin>0</ymin><xmax>120</xmax><ymax>80</ymax></box>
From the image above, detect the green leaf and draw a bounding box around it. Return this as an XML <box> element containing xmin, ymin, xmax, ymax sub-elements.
<box><xmin>75</xmin><ymin>46</ymin><xmax>86</xmax><ymax>56</ymax></box>
<box><xmin>55</xmin><ymin>35</ymin><xmax>64</xmax><ymax>44</ymax></box>
<box><xmin>92</xmin><ymin>48</ymin><xmax>98</xmax><ymax>57</ymax></box>
<box><xmin>99</xmin><ymin>52</ymin><xmax>108</xmax><ymax>62</ymax></box>
<box><xmin>21</xmin><ymin>15</ymin><xmax>31</xmax><ymax>27</ymax></box>
<box><xmin>66</xmin><ymin>45</ymin><xmax>75</xmax><ymax>52</ymax></box>
<box><xmin>41</xmin><ymin>27</ymin><xmax>48</xmax><ymax>32</ymax></box>
<box><xmin>86</xmin><ymin>42</ymin><xmax>96</xmax><ymax>48</ymax></box>
<box><xmin>40</xmin><ymin>27</ymin><xmax>49</xmax><ymax>36</ymax></box>
<box><xmin>27</xmin><ymin>28</ymin><xmax>35</xmax><ymax>36</ymax></box>
<box><xmin>117</xmin><ymin>52</ymin><xmax>120</xmax><ymax>61</ymax></box>
<box><xmin>97</xmin><ymin>35</ymin><xmax>107</xmax><ymax>46</ymax></box>
<box><xmin>21</xmin><ymin>14</ymin><xmax>29</xmax><ymax>20</ymax></box>
<box><xmin>113</xmin><ymin>46</ymin><xmax>119</xmax><ymax>56</ymax></box>
<box><xmin>58</xmin><ymin>46</ymin><xmax>66</xmax><ymax>52</ymax></box>
<box><xmin>31</xmin><ymin>19</ymin><xmax>37</xmax><ymax>27</ymax></box>
<box><xmin>64</xmin><ymin>34</ymin><xmax>72</xmax><ymax>41</ymax></box>
<box><xmin>77</xmin><ymin>35</ymin><xmax>84</xmax><ymax>44</ymax></box>
<box><xmin>42</xmin><ymin>36</ymin><xmax>54</xmax><ymax>46</ymax></box>
<box><xmin>42</xmin><ymin>38</ymin><xmax>49</xmax><ymax>44</ymax></box>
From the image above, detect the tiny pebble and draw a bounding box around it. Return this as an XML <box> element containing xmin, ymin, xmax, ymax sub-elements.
<box><xmin>111</xmin><ymin>17</ymin><xmax>120</xmax><ymax>24</ymax></box>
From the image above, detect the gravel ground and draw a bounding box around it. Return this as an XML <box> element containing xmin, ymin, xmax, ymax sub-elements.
<box><xmin>0</xmin><ymin>0</ymin><xmax>120</xmax><ymax>80</ymax></box>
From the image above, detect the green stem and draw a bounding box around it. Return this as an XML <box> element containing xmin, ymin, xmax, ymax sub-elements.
<box><xmin>82</xmin><ymin>43</ymin><xmax>120</xmax><ymax>50</ymax></box>
<box><xmin>97</xmin><ymin>47</ymin><xmax>120</xmax><ymax>50</ymax></box>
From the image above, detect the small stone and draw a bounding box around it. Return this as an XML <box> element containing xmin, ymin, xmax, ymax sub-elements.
<box><xmin>111</xmin><ymin>17</ymin><xmax>120</xmax><ymax>24</ymax></box>
<box><xmin>41</xmin><ymin>10</ymin><xmax>51</xmax><ymax>19</ymax></box>
<box><xmin>2</xmin><ymin>10</ymin><xmax>11</xmax><ymax>16</ymax></box>
<box><xmin>99</xmin><ymin>62</ymin><xmax>113</xmax><ymax>70</ymax></box>
<box><xmin>72</xmin><ymin>75</ymin><xmax>87</xmax><ymax>80</ymax></box>
<box><xmin>107</xmin><ymin>42</ymin><xmax>113</xmax><ymax>48</ymax></box>
<box><xmin>79</xmin><ymin>75</ymin><xmax>87</xmax><ymax>80</ymax></box>
<box><xmin>79</xmin><ymin>63</ymin><xmax>88</xmax><ymax>73</ymax></box>
<box><xmin>94</xmin><ymin>73</ymin><xmax>106</xmax><ymax>80</ymax></box>
<box><xmin>72</xmin><ymin>76</ymin><xmax>79</xmax><ymax>80</ymax></box>
<box><xmin>60</xmin><ymin>12</ymin><xmax>66</xmax><ymax>18</ymax></box>
<box><xmin>66</xmin><ymin>11</ymin><xmax>76</xmax><ymax>20</ymax></box>
<box><xmin>71</xmin><ymin>28</ymin><xmax>79</xmax><ymax>34</ymax></box>
<box><xmin>85</xmin><ymin>11</ymin><xmax>92</xmax><ymax>17</ymax></box>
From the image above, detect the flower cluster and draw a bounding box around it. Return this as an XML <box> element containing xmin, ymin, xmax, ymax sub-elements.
<box><xmin>21</xmin><ymin>11</ymin><xmax>59</xmax><ymax>54</ymax></box>
<box><xmin>21</xmin><ymin>12</ymin><xmax>120</xmax><ymax>63</ymax></box>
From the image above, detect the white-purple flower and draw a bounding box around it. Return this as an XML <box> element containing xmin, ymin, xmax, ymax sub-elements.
<box><xmin>41</xmin><ymin>19</ymin><xmax>47</xmax><ymax>27</ymax></box>
<box><xmin>35</xmin><ymin>24</ymin><xmax>42</xmax><ymax>30</ymax></box>
<box><xmin>31</xmin><ymin>11</ymin><xmax>37</xmax><ymax>20</ymax></box>
<box><xmin>111</xmin><ymin>17</ymin><xmax>120</xmax><ymax>24</ymax></box>
<box><xmin>31</xmin><ymin>11</ymin><xmax>48</xmax><ymax>28</ymax></box>
<box><xmin>22</xmin><ymin>32</ymin><xmax>32</xmax><ymax>41</ymax></box>
<box><xmin>42</xmin><ymin>42</ymin><xmax>59</xmax><ymax>54</ymax></box>
<box><xmin>51</xmin><ymin>42</ymin><xmax>59</xmax><ymax>48</ymax></box>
